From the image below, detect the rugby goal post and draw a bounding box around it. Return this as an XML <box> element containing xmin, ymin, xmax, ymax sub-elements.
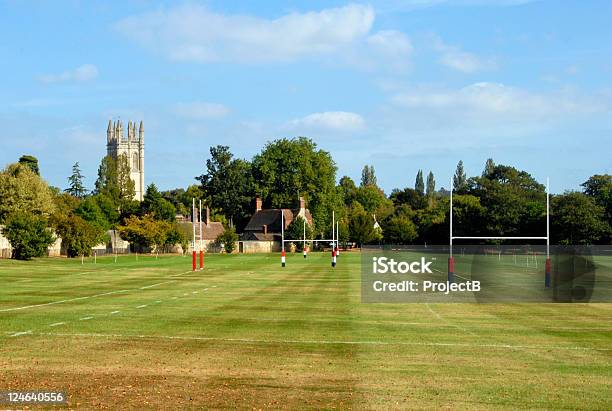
<box><xmin>281</xmin><ymin>210</ymin><xmax>339</xmax><ymax>268</ymax></box>
<box><xmin>449</xmin><ymin>177</ymin><xmax>551</xmax><ymax>287</ymax></box>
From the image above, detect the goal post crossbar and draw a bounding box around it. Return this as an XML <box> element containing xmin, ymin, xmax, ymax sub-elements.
<box><xmin>452</xmin><ymin>236</ymin><xmax>548</xmax><ymax>240</ymax></box>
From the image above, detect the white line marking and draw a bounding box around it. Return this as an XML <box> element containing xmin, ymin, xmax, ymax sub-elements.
<box><xmin>2</xmin><ymin>269</ymin><xmax>194</xmax><ymax>313</ymax></box>
<box><xmin>79</xmin><ymin>316</ymin><xmax>94</xmax><ymax>321</ymax></box>
<box><xmin>136</xmin><ymin>305</ymin><xmax>147</xmax><ymax>309</ymax></box>
<box><xmin>139</xmin><ymin>281</ymin><xmax>175</xmax><ymax>290</ymax></box>
<box><xmin>49</xmin><ymin>322</ymin><xmax>65</xmax><ymax>327</ymax></box>
<box><xmin>0</xmin><ymin>289</ymin><xmax>131</xmax><ymax>313</ymax></box>
<box><xmin>110</xmin><ymin>310</ymin><xmax>120</xmax><ymax>315</ymax></box>
<box><xmin>10</xmin><ymin>331</ymin><xmax>32</xmax><ymax>337</ymax></box>
<box><xmin>32</xmin><ymin>332</ymin><xmax>612</xmax><ymax>352</ymax></box>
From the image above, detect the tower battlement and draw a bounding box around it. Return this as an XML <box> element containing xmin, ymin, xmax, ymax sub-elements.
<box><xmin>106</xmin><ymin>119</ymin><xmax>145</xmax><ymax>201</ymax></box>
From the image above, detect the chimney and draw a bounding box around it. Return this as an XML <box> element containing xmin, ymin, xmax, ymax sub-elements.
<box><xmin>262</xmin><ymin>224</ymin><xmax>268</xmax><ymax>235</ymax></box>
<box><xmin>255</xmin><ymin>197</ymin><xmax>262</xmax><ymax>212</ymax></box>
<box><xmin>299</xmin><ymin>196</ymin><xmax>305</xmax><ymax>211</ymax></box>
<box><xmin>206</xmin><ymin>207</ymin><xmax>210</xmax><ymax>226</ymax></box>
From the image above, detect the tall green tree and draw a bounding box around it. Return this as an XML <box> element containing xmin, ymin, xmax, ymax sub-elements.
<box><xmin>483</xmin><ymin>158</ymin><xmax>495</xmax><ymax>177</ymax></box>
<box><xmin>143</xmin><ymin>183</ymin><xmax>176</xmax><ymax>222</ymax></box>
<box><xmin>466</xmin><ymin>164</ymin><xmax>546</xmax><ymax>237</ymax></box>
<box><xmin>582</xmin><ymin>174</ymin><xmax>612</xmax><ymax>237</ymax></box>
<box><xmin>252</xmin><ymin>137</ymin><xmax>342</xmax><ymax>236</ymax></box>
<box><xmin>552</xmin><ymin>192</ymin><xmax>609</xmax><ymax>245</ymax></box>
<box><xmin>1</xmin><ymin>212</ymin><xmax>55</xmax><ymax>260</ymax></box>
<box><xmin>383</xmin><ymin>205</ymin><xmax>418</xmax><ymax>244</ymax></box>
<box><xmin>94</xmin><ymin>154</ymin><xmax>135</xmax><ymax>210</ymax></box>
<box><xmin>0</xmin><ymin>163</ymin><xmax>56</xmax><ymax>223</ymax></box>
<box><xmin>18</xmin><ymin>155</ymin><xmax>40</xmax><ymax>175</ymax></box>
<box><xmin>360</xmin><ymin>165</ymin><xmax>377</xmax><ymax>187</ymax></box>
<box><xmin>196</xmin><ymin>146</ymin><xmax>254</xmax><ymax>228</ymax></box>
<box><xmin>339</xmin><ymin>176</ymin><xmax>358</xmax><ymax>206</ymax></box>
<box><xmin>453</xmin><ymin>160</ymin><xmax>467</xmax><ymax>192</ymax></box>
<box><xmin>426</xmin><ymin>171</ymin><xmax>436</xmax><ymax>198</ymax></box>
<box><xmin>390</xmin><ymin>187</ymin><xmax>427</xmax><ymax>210</ymax></box>
<box><xmin>348</xmin><ymin>204</ymin><xmax>377</xmax><ymax>246</ymax></box>
<box><xmin>415</xmin><ymin>170</ymin><xmax>425</xmax><ymax>195</ymax></box>
<box><xmin>65</xmin><ymin>162</ymin><xmax>87</xmax><ymax>198</ymax></box>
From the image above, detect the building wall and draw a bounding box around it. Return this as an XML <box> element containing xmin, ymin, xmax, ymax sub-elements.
<box><xmin>240</xmin><ymin>241</ymin><xmax>281</xmax><ymax>254</ymax></box>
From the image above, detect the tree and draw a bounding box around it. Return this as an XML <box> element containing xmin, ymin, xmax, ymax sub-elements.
<box><xmin>426</xmin><ymin>171</ymin><xmax>436</xmax><ymax>202</ymax></box>
<box><xmin>360</xmin><ymin>165</ymin><xmax>377</xmax><ymax>187</ymax></box>
<box><xmin>465</xmin><ymin>164</ymin><xmax>546</xmax><ymax>237</ymax></box>
<box><xmin>390</xmin><ymin>188</ymin><xmax>427</xmax><ymax>210</ymax></box>
<box><xmin>483</xmin><ymin>158</ymin><xmax>495</xmax><ymax>177</ymax></box>
<box><xmin>18</xmin><ymin>155</ymin><xmax>40</xmax><ymax>175</ymax></box>
<box><xmin>118</xmin><ymin>215</ymin><xmax>173</xmax><ymax>252</ymax></box>
<box><xmin>1</xmin><ymin>212</ymin><xmax>55</xmax><ymax>260</ymax></box>
<box><xmin>54</xmin><ymin>214</ymin><xmax>106</xmax><ymax>257</ymax></box>
<box><xmin>252</xmin><ymin>137</ymin><xmax>341</xmax><ymax>237</ymax></box>
<box><xmin>286</xmin><ymin>216</ymin><xmax>313</xmax><ymax>251</ymax></box>
<box><xmin>415</xmin><ymin>170</ymin><xmax>425</xmax><ymax>195</ymax></box>
<box><xmin>94</xmin><ymin>155</ymin><xmax>135</xmax><ymax>210</ymax></box>
<box><xmin>348</xmin><ymin>205</ymin><xmax>377</xmax><ymax>246</ymax></box>
<box><xmin>143</xmin><ymin>183</ymin><xmax>176</xmax><ymax>221</ymax></box>
<box><xmin>582</xmin><ymin>174</ymin><xmax>612</xmax><ymax>234</ymax></box>
<box><xmin>65</xmin><ymin>162</ymin><xmax>87</xmax><ymax>198</ymax></box>
<box><xmin>552</xmin><ymin>192</ymin><xmax>609</xmax><ymax>245</ymax></box>
<box><xmin>453</xmin><ymin>160</ymin><xmax>467</xmax><ymax>192</ymax></box>
<box><xmin>196</xmin><ymin>146</ymin><xmax>254</xmax><ymax>229</ymax></box>
<box><xmin>355</xmin><ymin>185</ymin><xmax>392</xmax><ymax>214</ymax></box>
<box><xmin>339</xmin><ymin>176</ymin><xmax>358</xmax><ymax>206</ymax></box>
<box><xmin>215</xmin><ymin>227</ymin><xmax>238</xmax><ymax>253</ymax></box>
<box><xmin>0</xmin><ymin>163</ymin><xmax>56</xmax><ymax>223</ymax></box>
<box><xmin>383</xmin><ymin>211</ymin><xmax>418</xmax><ymax>244</ymax></box>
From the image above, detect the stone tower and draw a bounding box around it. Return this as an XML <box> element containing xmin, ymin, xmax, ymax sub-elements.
<box><xmin>106</xmin><ymin>119</ymin><xmax>145</xmax><ymax>201</ymax></box>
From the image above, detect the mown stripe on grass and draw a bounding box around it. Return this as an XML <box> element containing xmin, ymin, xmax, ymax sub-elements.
<box><xmin>20</xmin><ymin>331</ymin><xmax>612</xmax><ymax>352</ymax></box>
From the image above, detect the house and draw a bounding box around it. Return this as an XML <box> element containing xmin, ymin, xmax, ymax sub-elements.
<box><xmin>241</xmin><ymin>197</ymin><xmax>313</xmax><ymax>253</ymax></box>
<box><xmin>178</xmin><ymin>207</ymin><xmax>226</xmax><ymax>253</ymax></box>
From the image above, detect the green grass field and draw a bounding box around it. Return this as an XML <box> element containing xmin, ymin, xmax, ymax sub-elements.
<box><xmin>1</xmin><ymin>252</ymin><xmax>611</xmax><ymax>409</ymax></box>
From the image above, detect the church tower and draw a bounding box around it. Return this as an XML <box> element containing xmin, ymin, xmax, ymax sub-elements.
<box><xmin>106</xmin><ymin>119</ymin><xmax>145</xmax><ymax>201</ymax></box>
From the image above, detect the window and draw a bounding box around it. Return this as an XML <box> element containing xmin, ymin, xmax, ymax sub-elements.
<box><xmin>132</xmin><ymin>153</ymin><xmax>139</xmax><ymax>171</ymax></box>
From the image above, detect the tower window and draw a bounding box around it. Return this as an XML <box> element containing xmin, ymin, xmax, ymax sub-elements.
<box><xmin>132</xmin><ymin>153</ymin><xmax>139</xmax><ymax>171</ymax></box>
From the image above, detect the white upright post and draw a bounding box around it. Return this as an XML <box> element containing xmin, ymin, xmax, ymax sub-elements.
<box><xmin>336</xmin><ymin>221</ymin><xmax>340</xmax><ymax>256</ymax></box>
<box><xmin>448</xmin><ymin>177</ymin><xmax>454</xmax><ymax>283</ymax></box>
<box><xmin>450</xmin><ymin>177</ymin><xmax>453</xmax><ymax>258</ymax></box>
<box><xmin>545</xmin><ymin>177</ymin><xmax>551</xmax><ymax>287</ymax></box>
<box><xmin>331</xmin><ymin>211</ymin><xmax>336</xmax><ymax>267</ymax></box>
<box><xmin>192</xmin><ymin>198</ymin><xmax>196</xmax><ymax>271</ymax></box>
<box><xmin>199</xmin><ymin>199</ymin><xmax>204</xmax><ymax>270</ymax></box>
<box><xmin>281</xmin><ymin>211</ymin><xmax>286</xmax><ymax>267</ymax></box>
<box><xmin>303</xmin><ymin>218</ymin><xmax>307</xmax><ymax>258</ymax></box>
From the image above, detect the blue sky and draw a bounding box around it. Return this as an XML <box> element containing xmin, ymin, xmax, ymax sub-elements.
<box><xmin>1</xmin><ymin>0</ymin><xmax>611</xmax><ymax>194</ymax></box>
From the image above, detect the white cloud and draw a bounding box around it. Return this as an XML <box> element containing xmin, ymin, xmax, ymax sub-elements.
<box><xmin>38</xmin><ymin>64</ymin><xmax>98</xmax><ymax>84</ymax></box>
<box><xmin>173</xmin><ymin>102</ymin><xmax>231</xmax><ymax>119</ymax></box>
<box><xmin>287</xmin><ymin>111</ymin><xmax>366</xmax><ymax>132</ymax></box>
<box><xmin>366</xmin><ymin>30</ymin><xmax>413</xmax><ymax>56</ymax></box>
<box><xmin>115</xmin><ymin>4</ymin><xmax>375</xmax><ymax>63</ymax></box>
<box><xmin>392</xmin><ymin>82</ymin><xmax>606</xmax><ymax>117</ymax></box>
<box><xmin>433</xmin><ymin>37</ymin><xmax>496</xmax><ymax>73</ymax></box>
<box><xmin>115</xmin><ymin>4</ymin><xmax>415</xmax><ymax>72</ymax></box>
